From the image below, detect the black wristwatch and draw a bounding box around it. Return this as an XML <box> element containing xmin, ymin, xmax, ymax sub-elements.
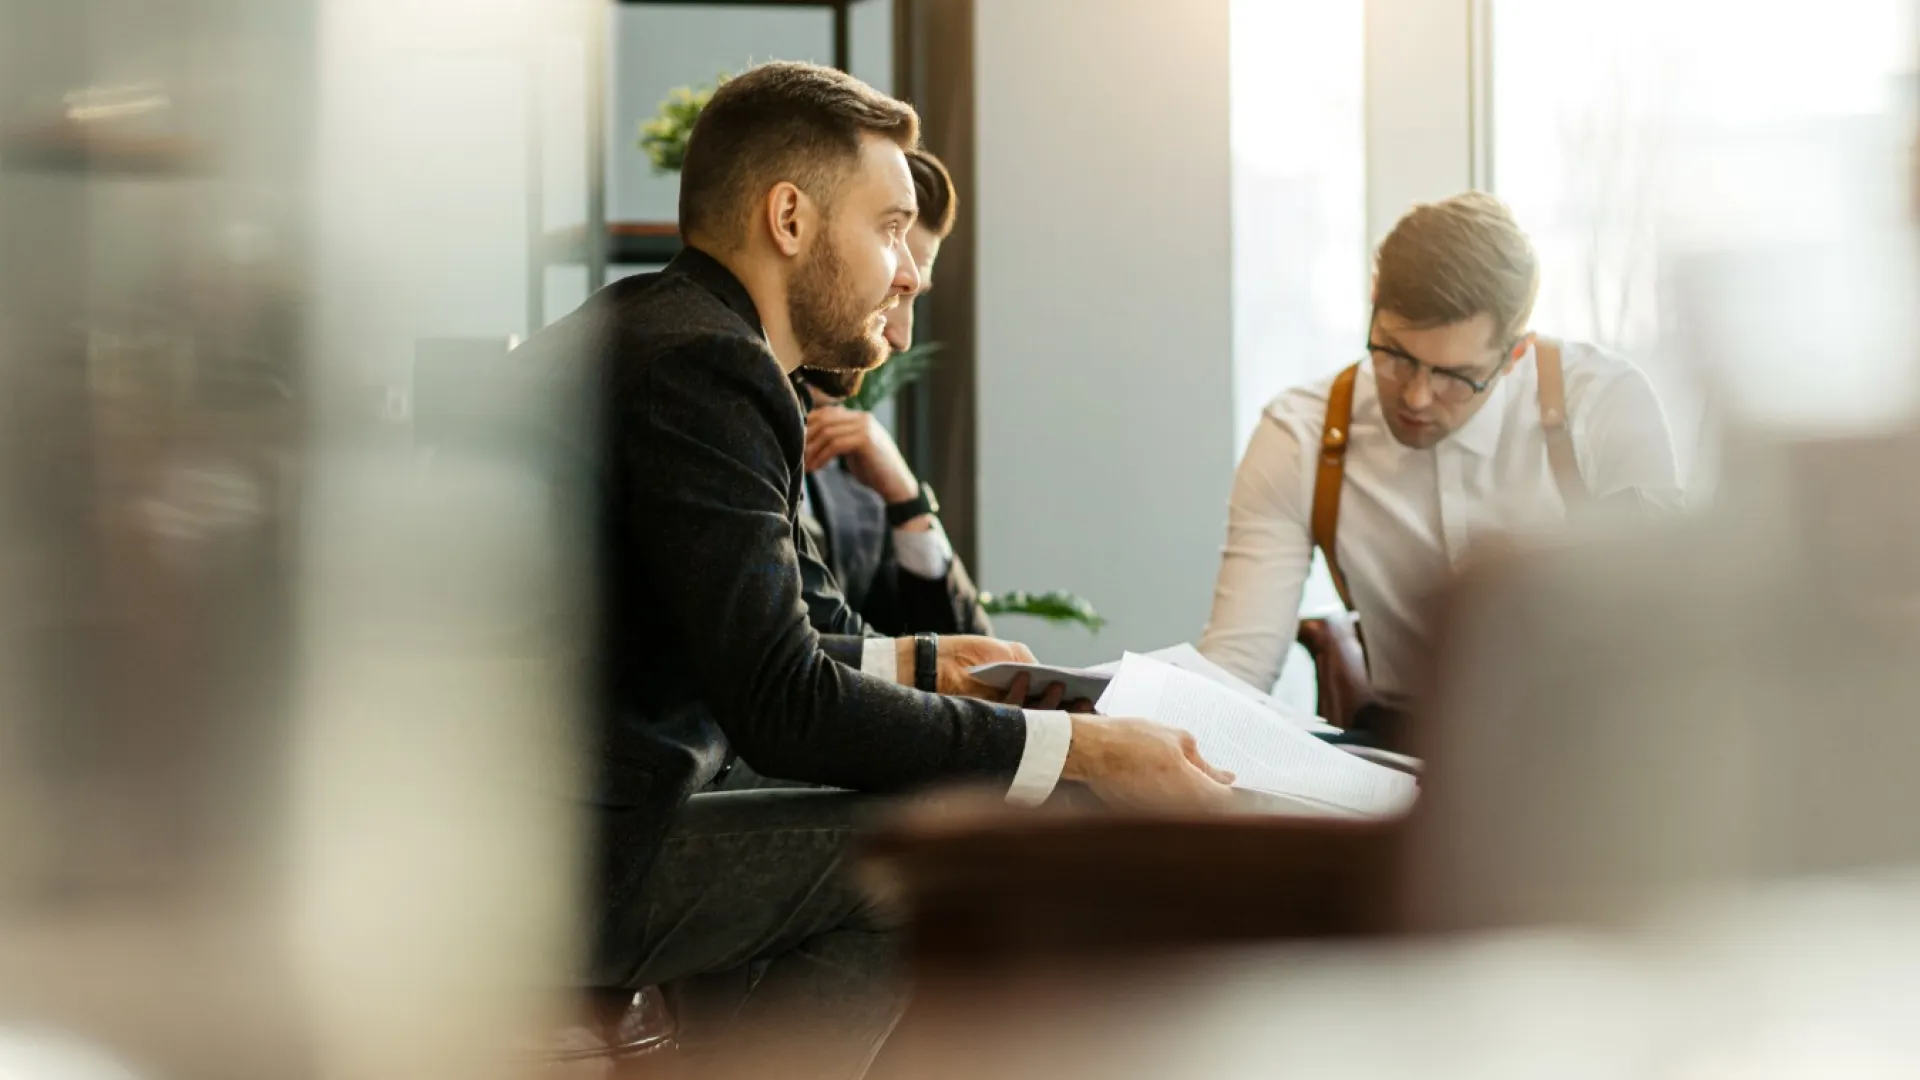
<box><xmin>913</xmin><ymin>633</ymin><xmax>939</xmax><ymax>693</ymax></box>
<box><xmin>886</xmin><ymin>481</ymin><xmax>940</xmax><ymax>529</ymax></box>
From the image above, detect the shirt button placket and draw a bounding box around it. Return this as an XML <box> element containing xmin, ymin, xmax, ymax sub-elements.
<box><xmin>1438</xmin><ymin>447</ymin><xmax>1472</xmax><ymax>568</ymax></box>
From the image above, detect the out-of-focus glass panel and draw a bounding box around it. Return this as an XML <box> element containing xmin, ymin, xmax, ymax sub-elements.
<box><xmin>1492</xmin><ymin>0</ymin><xmax>1918</xmax><ymax>460</ymax></box>
<box><xmin>1229</xmin><ymin>0</ymin><xmax>1368</xmax><ymax>451</ymax></box>
<box><xmin>1228</xmin><ymin>0</ymin><xmax>1368</xmax><ymax>707</ymax></box>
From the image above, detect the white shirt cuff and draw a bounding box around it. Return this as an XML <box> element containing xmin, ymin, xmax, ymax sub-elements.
<box><xmin>861</xmin><ymin>637</ymin><xmax>901</xmax><ymax>684</ymax></box>
<box><xmin>892</xmin><ymin>518</ymin><xmax>954</xmax><ymax>579</ymax></box>
<box><xmin>1007</xmin><ymin>709</ymin><xmax>1072</xmax><ymax>807</ymax></box>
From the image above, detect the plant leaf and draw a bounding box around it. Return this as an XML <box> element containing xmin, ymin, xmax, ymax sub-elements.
<box><xmin>978</xmin><ymin>589</ymin><xmax>1105</xmax><ymax>632</ymax></box>
<box><xmin>844</xmin><ymin>341</ymin><xmax>943</xmax><ymax>412</ymax></box>
<box><xmin>637</xmin><ymin>71</ymin><xmax>732</xmax><ymax>175</ymax></box>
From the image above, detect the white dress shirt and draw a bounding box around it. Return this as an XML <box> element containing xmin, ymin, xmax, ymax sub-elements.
<box><xmin>796</xmin><ymin>474</ymin><xmax>956</xmax><ymax>579</ymax></box>
<box><xmin>890</xmin><ymin>520</ymin><xmax>954</xmax><ymax>579</ymax></box>
<box><xmin>1199</xmin><ymin>341</ymin><xmax>1679</xmax><ymax>704</ymax></box>
<box><xmin>858</xmin><ymin>639</ymin><xmax>1071</xmax><ymax>806</ymax></box>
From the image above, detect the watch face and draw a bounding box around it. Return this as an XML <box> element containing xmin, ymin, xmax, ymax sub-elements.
<box><xmin>921</xmin><ymin>483</ymin><xmax>940</xmax><ymax>515</ymax></box>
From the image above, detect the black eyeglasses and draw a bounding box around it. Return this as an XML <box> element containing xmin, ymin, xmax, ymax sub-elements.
<box><xmin>1367</xmin><ymin>339</ymin><xmax>1512</xmax><ymax>406</ymax></box>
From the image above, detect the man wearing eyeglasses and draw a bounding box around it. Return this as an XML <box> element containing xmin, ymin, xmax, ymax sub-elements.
<box><xmin>1199</xmin><ymin>192</ymin><xmax>1680</xmax><ymax>741</ymax></box>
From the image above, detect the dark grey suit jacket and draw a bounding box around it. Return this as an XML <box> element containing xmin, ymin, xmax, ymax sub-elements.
<box><xmin>800</xmin><ymin>458</ymin><xmax>993</xmax><ymax>637</ymax></box>
<box><xmin>514</xmin><ymin>246</ymin><xmax>1029</xmax><ymax>985</ymax></box>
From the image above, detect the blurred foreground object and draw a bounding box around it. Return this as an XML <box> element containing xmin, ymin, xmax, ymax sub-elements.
<box><xmin>868</xmin><ymin>866</ymin><xmax>1920</xmax><ymax>1080</ymax></box>
<box><xmin>860</xmin><ymin>796</ymin><xmax>1403</xmax><ymax>971</ymax></box>
<box><xmin>0</xmin><ymin>0</ymin><xmax>587</xmax><ymax>1077</ymax></box>
<box><xmin>848</xmin><ymin>793</ymin><xmax>1920</xmax><ymax>1080</ymax></box>
<box><xmin>0</xmin><ymin>0</ymin><xmax>310</xmax><ymax>1071</ymax></box>
<box><xmin>1404</xmin><ymin>425</ymin><xmax>1920</xmax><ymax>931</ymax></box>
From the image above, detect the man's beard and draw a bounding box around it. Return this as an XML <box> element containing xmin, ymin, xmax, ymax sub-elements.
<box><xmin>796</xmin><ymin>367</ymin><xmax>865</xmax><ymax>400</ymax></box>
<box><xmin>789</xmin><ymin>233</ymin><xmax>892</xmax><ymax>374</ymax></box>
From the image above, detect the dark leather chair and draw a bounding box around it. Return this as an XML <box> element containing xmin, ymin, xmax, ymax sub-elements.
<box><xmin>1295</xmin><ymin>612</ymin><xmax>1373</xmax><ymax>729</ymax></box>
<box><xmin>539</xmin><ymin>988</ymin><xmax>677</xmax><ymax>1078</ymax></box>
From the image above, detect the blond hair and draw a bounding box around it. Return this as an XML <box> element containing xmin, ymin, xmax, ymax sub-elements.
<box><xmin>1374</xmin><ymin>191</ymin><xmax>1540</xmax><ymax>342</ymax></box>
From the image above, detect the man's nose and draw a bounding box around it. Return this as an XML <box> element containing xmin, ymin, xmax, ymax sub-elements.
<box><xmin>1401</xmin><ymin>369</ymin><xmax>1434</xmax><ymax>410</ymax></box>
<box><xmin>893</xmin><ymin>242</ymin><xmax>922</xmax><ymax>296</ymax></box>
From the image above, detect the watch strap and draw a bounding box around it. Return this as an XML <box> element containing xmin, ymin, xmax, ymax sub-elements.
<box><xmin>913</xmin><ymin>633</ymin><xmax>939</xmax><ymax>694</ymax></box>
<box><xmin>887</xmin><ymin>482</ymin><xmax>939</xmax><ymax>528</ymax></box>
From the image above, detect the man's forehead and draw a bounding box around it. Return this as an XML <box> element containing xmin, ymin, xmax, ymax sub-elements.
<box><xmin>1376</xmin><ymin>311</ymin><xmax>1502</xmax><ymax>351</ymax></box>
<box><xmin>855</xmin><ymin>133</ymin><xmax>918</xmax><ymax>209</ymax></box>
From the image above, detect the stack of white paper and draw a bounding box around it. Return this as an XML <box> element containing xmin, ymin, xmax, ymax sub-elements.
<box><xmin>971</xmin><ymin>642</ymin><xmax>1339</xmax><ymax>735</ymax></box>
<box><xmin>1096</xmin><ymin>653</ymin><xmax>1417</xmax><ymax>818</ymax></box>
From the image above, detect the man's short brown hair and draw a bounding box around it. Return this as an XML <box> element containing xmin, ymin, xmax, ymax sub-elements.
<box><xmin>905</xmin><ymin>148</ymin><xmax>957</xmax><ymax>239</ymax></box>
<box><xmin>1373</xmin><ymin>191</ymin><xmax>1540</xmax><ymax>343</ymax></box>
<box><xmin>678</xmin><ymin>61</ymin><xmax>920</xmax><ymax>251</ymax></box>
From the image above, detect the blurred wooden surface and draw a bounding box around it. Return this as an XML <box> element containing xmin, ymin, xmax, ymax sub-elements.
<box><xmin>861</xmin><ymin>798</ymin><xmax>1409</xmax><ymax>975</ymax></box>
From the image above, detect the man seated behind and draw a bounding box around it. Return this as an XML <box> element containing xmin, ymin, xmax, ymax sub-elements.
<box><xmin>793</xmin><ymin>148</ymin><xmax>992</xmax><ymax>638</ymax></box>
<box><xmin>1199</xmin><ymin>192</ymin><xmax>1680</xmax><ymax>740</ymax></box>
<box><xmin>516</xmin><ymin>60</ymin><xmax>1232</xmax><ymax>1079</ymax></box>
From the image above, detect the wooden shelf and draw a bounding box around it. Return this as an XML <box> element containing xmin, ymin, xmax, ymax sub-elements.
<box><xmin>542</xmin><ymin>221</ymin><xmax>683</xmax><ymax>266</ymax></box>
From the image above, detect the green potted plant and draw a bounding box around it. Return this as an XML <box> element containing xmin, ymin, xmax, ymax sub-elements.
<box><xmin>642</xmin><ymin>75</ymin><xmax>1104</xmax><ymax>634</ymax></box>
<box><xmin>973</xmin><ymin>590</ymin><xmax>1107</xmax><ymax>632</ymax></box>
<box><xmin>638</xmin><ymin>74</ymin><xmax>728</xmax><ymax>174</ymax></box>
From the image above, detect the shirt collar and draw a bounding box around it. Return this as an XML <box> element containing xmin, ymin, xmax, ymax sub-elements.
<box><xmin>1444</xmin><ymin>341</ymin><xmax>1528</xmax><ymax>458</ymax></box>
<box><xmin>667</xmin><ymin>244</ymin><xmax>766</xmax><ymax>339</ymax></box>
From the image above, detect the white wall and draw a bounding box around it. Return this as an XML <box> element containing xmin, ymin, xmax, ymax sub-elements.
<box><xmin>974</xmin><ymin>0</ymin><xmax>1236</xmax><ymax>665</ymax></box>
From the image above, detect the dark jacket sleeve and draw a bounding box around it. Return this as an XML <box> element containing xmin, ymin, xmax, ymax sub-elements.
<box><xmin>798</xmin><ymin>520</ymin><xmax>876</xmax><ymax>639</ymax></box>
<box><xmin>817</xmin><ymin>632</ymin><xmax>868</xmax><ymax>669</ymax></box>
<box><xmin>621</xmin><ymin>332</ymin><xmax>1026</xmax><ymax>789</ymax></box>
<box><xmin>863</xmin><ymin>535</ymin><xmax>996</xmax><ymax>637</ymax></box>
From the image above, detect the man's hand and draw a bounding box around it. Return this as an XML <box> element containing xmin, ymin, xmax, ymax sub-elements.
<box><xmin>896</xmin><ymin>634</ymin><xmax>1036</xmax><ymax>698</ymax></box>
<box><xmin>1001</xmin><ymin>672</ymin><xmax>1094</xmax><ymax>713</ymax></box>
<box><xmin>1062</xmin><ymin>716</ymin><xmax>1237</xmax><ymax>811</ymax></box>
<box><xmin>804</xmin><ymin>405</ymin><xmax>922</xmax><ymax>508</ymax></box>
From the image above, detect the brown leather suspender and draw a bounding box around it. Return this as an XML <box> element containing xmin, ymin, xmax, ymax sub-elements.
<box><xmin>1311</xmin><ymin>342</ymin><xmax>1587</xmax><ymax>614</ymax></box>
<box><xmin>1534</xmin><ymin>340</ymin><xmax>1590</xmax><ymax>505</ymax></box>
<box><xmin>1311</xmin><ymin>364</ymin><xmax>1361</xmax><ymax>612</ymax></box>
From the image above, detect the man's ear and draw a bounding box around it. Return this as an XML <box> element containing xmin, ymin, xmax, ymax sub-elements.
<box><xmin>1505</xmin><ymin>331</ymin><xmax>1537</xmax><ymax>374</ymax></box>
<box><xmin>763</xmin><ymin>181</ymin><xmax>809</xmax><ymax>258</ymax></box>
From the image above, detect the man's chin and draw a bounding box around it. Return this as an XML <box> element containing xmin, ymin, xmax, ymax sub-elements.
<box><xmin>805</xmin><ymin>336</ymin><xmax>890</xmax><ymax>374</ymax></box>
<box><xmin>799</xmin><ymin>367</ymin><xmax>865</xmax><ymax>399</ymax></box>
<box><xmin>1383</xmin><ymin>415</ymin><xmax>1443</xmax><ymax>450</ymax></box>
<box><xmin>849</xmin><ymin>330</ymin><xmax>891</xmax><ymax>370</ymax></box>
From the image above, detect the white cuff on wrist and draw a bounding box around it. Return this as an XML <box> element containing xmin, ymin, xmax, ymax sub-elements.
<box><xmin>861</xmin><ymin>637</ymin><xmax>901</xmax><ymax>684</ymax></box>
<box><xmin>1007</xmin><ymin>710</ymin><xmax>1072</xmax><ymax>806</ymax></box>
